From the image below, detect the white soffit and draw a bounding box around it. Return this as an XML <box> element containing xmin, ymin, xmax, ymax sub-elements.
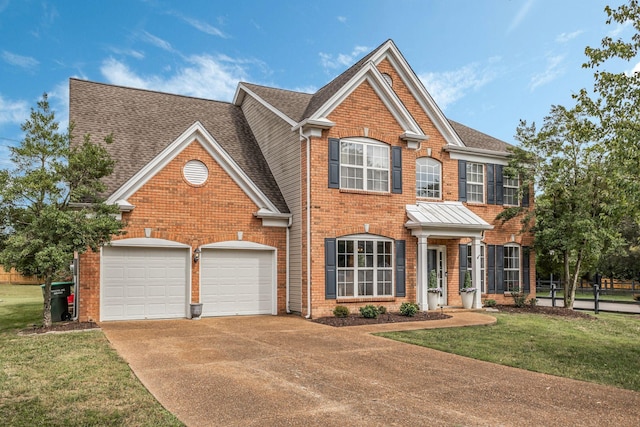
<box><xmin>309</xmin><ymin>62</ymin><xmax>425</xmax><ymax>137</ymax></box>
<box><xmin>370</xmin><ymin>41</ymin><xmax>465</xmax><ymax>147</ymax></box>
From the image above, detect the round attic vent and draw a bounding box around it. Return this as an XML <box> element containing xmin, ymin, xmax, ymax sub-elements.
<box><xmin>382</xmin><ymin>73</ymin><xmax>393</xmax><ymax>87</ymax></box>
<box><xmin>183</xmin><ymin>160</ymin><xmax>209</xmax><ymax>185</ymax></box>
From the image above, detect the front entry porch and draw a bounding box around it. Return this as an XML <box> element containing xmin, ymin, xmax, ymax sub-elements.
<box><xmin>406</xmin><ymin>202</ymin><xmax>493</xmax><ymax>310</ymax></box>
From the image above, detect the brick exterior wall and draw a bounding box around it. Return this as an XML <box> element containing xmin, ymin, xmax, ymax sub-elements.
<box><xmin>78</xmin><ymin>141</ymin><xmax>287</xmax><ymax>321</ymax></box>
<box><xmin>303</xmin><ymin>65</ymin><xmax>535</xmax><ymax>318</ymax></box>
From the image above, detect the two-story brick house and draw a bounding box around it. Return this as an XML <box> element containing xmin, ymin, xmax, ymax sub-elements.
<box><xmin>71</xmin><ymin>39</ymin><xmax>533</xmax><ymax>322</ymax></box>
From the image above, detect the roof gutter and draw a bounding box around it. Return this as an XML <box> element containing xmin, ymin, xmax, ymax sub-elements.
<box><xmin>443</xmin><ymin>144</ymin><xmax>511</xmax><ymax>160</ymax></box>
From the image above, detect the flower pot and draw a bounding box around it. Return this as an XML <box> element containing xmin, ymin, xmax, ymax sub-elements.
<box><xmin>190</xmin><ymin>303</ymin><xmax>203</xmax><ymax>319</ymax></box>
<box><xmin>427</xmin><ymin>291</ymin><xmax>439</xmax><ymax>310</ymax></box>
<box><xmin>460</xmin><ymin>290</ymin><xmax>476</xmax><ymax>309</ymax></box>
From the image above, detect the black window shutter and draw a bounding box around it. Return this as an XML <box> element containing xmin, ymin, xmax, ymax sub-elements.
<box><xmin>459</xmin><ymin>244</ymin><xmax>468</xmax><ymax>291</ymax></box>
<box><xmin>496</xmin><ymin>245</ymin><xmax>504</xmax><ymax>293</ymax></box>
<box><xmin>487</xmin><ymin>164</ymin><xmax>495</xmax><ymax>204</ymax></box>
<box><xmin>487</xmin><ymin>245</ymin><xmax>496</xmax><ymax>293</ymax></box>
<box><xmin>395</xmin><ymin>240</ymin><xmax>406</xmax><ymax>297</ymax></box>
<box><xmin>496</xmin><ymin>165</ymin><xmax>504</xmax><ymax>205</ymax></box>
<box><xmin>522</xmin><ymin>184</ymin><xmax>530</xmax><ymax>207</ymax></box>
<box><xmin>325</xmin><ymin>238</ymin><xmax>337</xmax><ymax>299</ymax></box>
<box><xmin>391</xmin><ymin>146</ymin><xmax>402</xmax><ymax>194</ymax></box>
<box><xmin>522</xmin><ymin>246</ymin><xmax>531</xmax><ymax>293</ymax></box>
<box><xmin>458</xmin><ymin>160</ymin><xmax>467</xmax><ymax>202</ymax></box>
<box><xmin>328</xmin><ymin>138</ymin><xmax>340</xmax><ymax>188</ymax></box>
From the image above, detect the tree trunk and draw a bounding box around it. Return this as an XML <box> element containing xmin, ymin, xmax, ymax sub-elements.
<box><xmin>563</xmin><ymin>251</ymin><xmax>572</xmax><ymax>308</ymax></box>
<box><xmin>42</xmin><ymin>277</ymin><xmax>52</xmax><ymax>327</ymax></box>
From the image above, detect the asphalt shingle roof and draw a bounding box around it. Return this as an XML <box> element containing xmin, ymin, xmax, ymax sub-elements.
<box><xmin>69</xmin><ymin>78</ymin><xmax>289</xmax><ymax>213</ymax></box>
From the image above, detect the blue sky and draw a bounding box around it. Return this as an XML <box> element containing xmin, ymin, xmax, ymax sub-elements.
<box><xmin>0</xmin><ymin>0</ymin><xmax>631</xmax><ymax>168</ymax></box>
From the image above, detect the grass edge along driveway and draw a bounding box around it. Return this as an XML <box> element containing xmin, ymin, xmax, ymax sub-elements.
<box><xmin>0</xmin><ymin>284</ymin><xmax>184</xmax><ymax>427</ymax></box>
<box><xmin>378</xmin><ymin>311</ymin><xmax>640</xmax><ymax>392</ymax></box>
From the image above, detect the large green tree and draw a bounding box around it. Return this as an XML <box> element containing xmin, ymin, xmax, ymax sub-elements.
<box><xmin>510</xmin><ymin>105</ymin><xmax>624</xmax><ymax>308</ymax></box>
<box><xmin>0</xmin><ymin>94</ymin><xmax>124</xmax><ymax>326</ymax></box>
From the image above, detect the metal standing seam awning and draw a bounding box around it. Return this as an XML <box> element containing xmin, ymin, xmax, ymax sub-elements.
<box><xmin>405</xmin><ymin>201</ymin><xmax>493</xmax><ymax>238</ymax></box>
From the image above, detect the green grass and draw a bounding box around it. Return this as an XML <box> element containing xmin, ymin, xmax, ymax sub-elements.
<box><xmin>0</xmin><ymin>284</ymin><xmax>184</xmax><ymax>427</ymax></box>
<box><xmin>378</xmin><ymin>311</ymin><xmax>640</xmax><ymax>391</ymax></box>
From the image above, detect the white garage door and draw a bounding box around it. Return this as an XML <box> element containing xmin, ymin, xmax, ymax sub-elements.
<box><xmin>102</xmin><ymin>246</ymin><xmax>189</xmax><ymax>321</ymax></box>
<box><xmin>200</xmin><ymin>249</ymin><xmax>275</xmax><ymax>317</ymax></box>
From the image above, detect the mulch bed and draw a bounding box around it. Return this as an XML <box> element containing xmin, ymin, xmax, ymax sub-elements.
<box><xmin>313</xmin><ymin>305</ymin><xmax>595</xmax><ymax>327</ymax></box>
<box><xmin>19</xmin><ymin>321</ymin><xmax>100</xmax><ymax>335</ymax></box>
<box><xmin>313</xmin><ymin>311</ymin><xmax>451</xmax><ymax>327</ymax></box>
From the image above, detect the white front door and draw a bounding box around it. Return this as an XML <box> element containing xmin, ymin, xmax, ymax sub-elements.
<box><xmin>428</xmin><ymin>246</ymin><xmax>447</xmax><ymax>306</ymax></box>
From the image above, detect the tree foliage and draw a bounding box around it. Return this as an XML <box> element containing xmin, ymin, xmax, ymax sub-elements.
<box><xmin>0</xmin><ymin>94</ymin><xmax>124</xmax><ymax>326</ymax></box>
<box><xmin>503</xmin><ymin>1</ymin><xmax>640</xmax><ymax>307</ymax></box>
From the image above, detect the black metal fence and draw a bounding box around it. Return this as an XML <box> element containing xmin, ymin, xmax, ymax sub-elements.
<box><xmin>536</xmin><ymin>277</ymin><xmax>640</xmax><ymax>298</ymax></box>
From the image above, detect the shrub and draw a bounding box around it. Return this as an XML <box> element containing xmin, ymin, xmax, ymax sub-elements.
<box><xmin>359</xmin><ymin>304</ymin><xmax>380</xmax><ymax>319</ymax></box>
<box><xmin>377</xmin><ymin>305</ymin><xmax>387</xmax><ymax>315</ymax></box>
<box><xmin>333</xmin><ymin>305</ymin><xmax>349</xmax><ymax>318</ymax></box>
<box><xmin>512</xmin><ymin>292</ymin><xmax>526</xmax><ymax>308</ymax></box>
<box><xmin>528</xmin><ymin>298</ymin><xmax>538</xmax><ymax>307</ymax></box>
<box><xmin>484</xmin><ymin>299</ymin><xmax>497</xmax><ymax>308</ymax></box>
<box><xmin>399</xmin><ymin>302</ymin><xmax>419</xmax><ymax>317</ymax></box>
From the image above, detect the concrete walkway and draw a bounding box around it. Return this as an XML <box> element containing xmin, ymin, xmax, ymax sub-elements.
<box><xmin>101</xmin><ymin>312</ymin><xmax>640</xmax><ymax>427</ymax></box>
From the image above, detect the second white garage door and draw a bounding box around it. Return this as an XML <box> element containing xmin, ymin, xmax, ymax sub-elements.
<box><xmin>200</xmin><ymin>248</ymin><xmax>275</xmax><ymax>317</ymax></box>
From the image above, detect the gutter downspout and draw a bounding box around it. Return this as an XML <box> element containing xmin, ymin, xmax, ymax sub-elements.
<box><xmin>286</xmin><ymin>216</ymin><xmax>292</xmax><ymax>314</ymax></box>
<box><xmin>300</xmin><ymin>128</ymin><xmax>312</xmax><ymax>319</ymax></box>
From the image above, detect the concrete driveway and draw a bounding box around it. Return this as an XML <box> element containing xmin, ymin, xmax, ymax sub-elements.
<box><xmin>101</xmin><ymin>313</ymin><xmax>640</xmax><ymax>426</ymax></box>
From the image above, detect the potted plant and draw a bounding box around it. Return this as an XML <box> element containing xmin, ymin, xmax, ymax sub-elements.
<box><xmin>427</xmin><ymin>269</ymin><xmax>441</xmax><ymax>310</ymax></box>
<box><xmin>460</xmin><ymin>270</ymin><xmax>476</xmax><ymax>309</ymax></box>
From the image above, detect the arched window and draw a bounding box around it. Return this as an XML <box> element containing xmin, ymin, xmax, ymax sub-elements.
<box><xmin>416</xmin><ymin>157</ymin><xmax>441</xmax><ymax>199</ymax></box>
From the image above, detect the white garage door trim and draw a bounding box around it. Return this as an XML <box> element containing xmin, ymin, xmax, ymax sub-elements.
<box><xmin>101</xmin><ymin>238</ymin><xmax>191</xmax><ymax>321</ymax></box>
<box><xmin>199</xmin><ymin>241</ymin><xmax>277</xmax><ymax>317</ymax></box>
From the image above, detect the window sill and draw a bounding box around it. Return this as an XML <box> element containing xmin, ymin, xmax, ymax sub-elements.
<box><xmin>337</xmin><ymin>296</ymin><xmax>395</xmax><ymax>303</ymax></box>
<box><xmin>339</xmin><ymin>189</ymin><xmax>392</xmax><ymax>196</ymax></box>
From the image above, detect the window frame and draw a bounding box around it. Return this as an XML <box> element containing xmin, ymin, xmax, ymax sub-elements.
<box><xmin>466</xmin><ymin>162</ymin><xmax>484</xmax><ymax>204</ymax></box>
<box><xmin>339</xmin><ymin>138</ymin><xmax>390</xmax><ymax>193</ymax></box>
<box><xmin>503</xmin><ymin>244</ymin><xmax>521</xmax><ymax>293</ymax></box>
<box><xmin>503</xmin><ymin>175</ymin><xmax>520</xmax><ymax>206</ymax></box>
<box><xmin>336</xmin><ymin>236</ymin><xmax>394</xmax><ymax>298</ymax></box>
<box><xmin>416</xmin><ymin>157</ymin><xmax>442</xmax><ymax>199</ymax></box>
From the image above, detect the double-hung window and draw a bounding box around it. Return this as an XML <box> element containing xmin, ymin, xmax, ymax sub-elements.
<box><xmin>466</xmin><ymin>162</ymin><xmax>484</xmax><ymax>203</ymax></box>
<box><xmin>340</xmin><ymin>140</ymin><xmax>389</xmax><ymax>192</ymax></box>
<box><xmin>504</xmin><ymin>244</ymin><xmax>520</xmax><ymax>292</ymax></box>
<box><xmin>503</xmin><ymin>176</ymin><xmax>519</xmax><ymax>206</ymax></box>
<box><xmin>416</xmin><ymin>157</ymin><xmax>441</xmax><ymax>199</ymax></box>
<box><xmin>337</xmin><ymin>238</ymin><xmax>393</xmax><ymax>297</ymax></box>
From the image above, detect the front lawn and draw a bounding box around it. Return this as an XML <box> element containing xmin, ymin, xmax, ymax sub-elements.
<box><xmin>378</xmin><ymin>311</ymin><xmax>640</xmax><ymax>391</ymax></box>
<box><xmin>0</xmin><ymin>284</ymin><xmax>183</xmax><ymax>426</ymax></box>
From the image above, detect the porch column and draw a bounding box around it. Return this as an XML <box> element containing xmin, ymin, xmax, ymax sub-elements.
<box><xmin>471</xmin><ymin>236</ymin><xmax>482</xmax><ymax>308</ymax></box>
<box><xmin>417</xmin><ymin>236</ymin><xmax>429</xmax><ymax>311</ymax></box>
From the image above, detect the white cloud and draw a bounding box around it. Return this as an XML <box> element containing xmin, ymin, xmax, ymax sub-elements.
<box><xmin>507</xmin><ymin>0</ymin><xmax>534</xmax><ymax>34</ymax></box>
<box><xmin>100</xmin><ymin>55</ymin><xmax>249</xmax><ymax>101</ymax></box>
<box><xmin>2</xmin><ymin>51</ymin><xmax>39</xmax><ymax>69</ymax></box>
<box><xmin>529</xmin><ymin>54</ymin><xmax>565</xmax><ymax>91</ymax></box>
<box><xmin>337</xmin><ymin>16</ymin><xmax>347</xmax><ymax>23</ymax></box>
<box><xmin>0</xmin><ymin>95</ymin><xmax>29</xmax><ymax>127</ymax></box>
<box><xmin>108</xmin><ymin>47</ymin><xmax>145</xmax><ymax>60</ymax></box>
<box><xmin>139</xmin><ymin>30</ymin><xmax>174</xmax><ymax>52</ymax></box>
<box><xmin>556</xmin><ymin>30</ymin><xmax>584</xmax><ymax>43</ymax></box>
<box><xmin>320</xmin><ymin>45</ymin><xmax>369</xmax><ymax>71</ymax></box>
<box><xmin>181</xmin><ymin>15</ymin><xmax>227</xmax><ymax>38</ymax></box>
<box><xmin>608</xmin><ymin>20</ymin><xmax>631</xmax><ymax>38</ymax></box>
<box><xmin>418</xmin><ymin>61</ymin><xmax>500</xmax><ymax>111</ymax></box>
<box><xmin>48</xmin><ymin>80</ymin><xmax>70</xmax><ymax>131</ymax></box>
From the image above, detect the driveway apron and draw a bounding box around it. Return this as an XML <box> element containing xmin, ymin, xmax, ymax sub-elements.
<box><xmin>101</xmin><ymin>313</ymin><xmax>640</xmax><ymax>427</ymax></box>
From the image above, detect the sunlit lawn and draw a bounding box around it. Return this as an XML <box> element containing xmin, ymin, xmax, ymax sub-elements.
<box><xmin>378</xmin><ymin>311</ymin><xmax>640</xmax><ymax>391</ymax></box>
<box><xmin>0</xmin><ymin>284</ymin><xmax>183</xmax><ymax>427</ymax></box>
